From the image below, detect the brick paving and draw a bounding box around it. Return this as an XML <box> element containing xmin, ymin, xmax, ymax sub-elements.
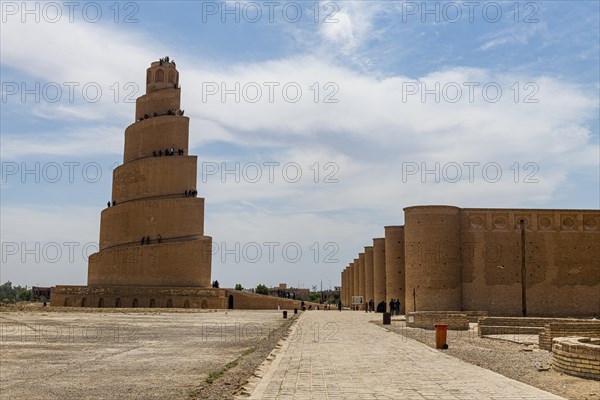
<box><xmin>241</xmin><ymin>311</ymin><xmax>564</xmax><ymax>400</ymax></box>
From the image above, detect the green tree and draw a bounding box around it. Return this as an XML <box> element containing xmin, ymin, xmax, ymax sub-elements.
<box><xmin>234</xmin><ymin>283</ymin><xmax>244</xmax><ymax>291</ymax></box>
<box><xmin>0</xmin><ymin>281</ymin><xmax>32</xmax><ymax>302</ymax></box>
<box><xmin>308</xmin><ymin>292</ymin><xmax>321</xmax><ymax>303</ymax></box>
<box><xmin>0</xmin><ymin>281</ymin><xmax>16</xmax><ymax>302</ymax></box>
<box><xmin>255</xmin><ymin>284</ymin><xmax>269</xmax><ymax>295</ymax></box>
<box><xmin>18</xmin><ymin>289</ymin><xmax>32</xmax><ymax>301</ymax></box>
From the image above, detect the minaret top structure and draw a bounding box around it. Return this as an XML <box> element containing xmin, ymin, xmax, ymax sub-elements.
<box><xmin>137</xmin><ymin>57</ymin><xmax>182</xmax><ymax>122</ymax></box>
<box><xmin>146</xmin><ymin>56</ymin><xmax>178</xmax><ymax>93</ymax></box>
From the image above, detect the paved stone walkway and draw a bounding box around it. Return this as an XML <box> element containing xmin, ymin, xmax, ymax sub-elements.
<box><xmin>241</xmin><ymin>311</ymin><xmax>564</xmax><ymax>400</ymax></box>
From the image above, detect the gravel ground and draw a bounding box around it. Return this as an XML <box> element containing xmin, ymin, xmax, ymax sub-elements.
<box><xmin>0</xmin><ymin>304</ymin><xmax>293</xmax><ymax>400</ymax></box>
<box><xmin>377</xmin><ymin>320</ymin><xmax>600</xmax><ymax>400</ymax></box>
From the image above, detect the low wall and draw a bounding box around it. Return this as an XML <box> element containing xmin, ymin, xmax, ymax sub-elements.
<box><xmin>51</xmin><ymin>285</ymin><xmax>227</xmax><ymax>309</ymax></box>
<box><xmin>478</xmin><ymin>317</ymin><xmax>582</xmax><ymax>336</ymax></box>
<box><xmin>552</xmin><ymin>337</ymin><xmax>600</xmax><ymax>380</ymax></box>
<box><xmin>539</xmin><ymin>321</ymin><xmax>600</xmax><ymax>351</ymax></box>
<box><xmin>225</xmin><ymin>290</ymin><xmax>320</xmax><ymax>310</ymax></box>
<box><xmin>51</xmin><ymin>286</ymin><xmax>321</xmax><ymax>310</ymax></box>
<box><xmin>463</xmin><ymin>311</ymin><xmax>488</xmax><ymax>323</ymax></box>
<box><xmin>406</xmin><ymin>311</ymin><xmax>469</xmax><ymax>330</ymax></box>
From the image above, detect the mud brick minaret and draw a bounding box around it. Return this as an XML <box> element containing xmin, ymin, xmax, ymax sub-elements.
<box><xmin>52</xmin><ymin>59</ymin><xmax>222</xmax><ymax>309</ymax></box>
<box><xmin>51</xmin><ymin>59</ymin><xmax>314</xmax><ymax>311</ymax></box>
<box><xmin>87</xmin><ymin>58</ymin><xmax>212</xmax><ymax>288</ymax></box>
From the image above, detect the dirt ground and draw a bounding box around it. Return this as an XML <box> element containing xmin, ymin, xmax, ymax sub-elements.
<box><xmin>0</xmin><ymin>304</ymin><xmax>291</xmax><ymax>400</ymax></box>
<box><xmin>378</xmin><ymin>319</ymin><xmax>600</xmax><ymax>400</ymax></box>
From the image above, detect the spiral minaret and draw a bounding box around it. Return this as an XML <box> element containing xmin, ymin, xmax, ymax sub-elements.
<box><xmin>52</xmin><ymin>59</ymin><xmax>317</xmax><ymax>310</ymax></box>
<box><xmin>87</xmin><ymin>59</ymin><xmax>212</xmax><ymax>288</ymax></box>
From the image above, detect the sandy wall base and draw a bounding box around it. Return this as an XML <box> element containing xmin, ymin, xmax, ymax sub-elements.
<box><xmin>51</xmin><ymin>286</ymin><xmax>321</xmax><ymax>311</ymax></box>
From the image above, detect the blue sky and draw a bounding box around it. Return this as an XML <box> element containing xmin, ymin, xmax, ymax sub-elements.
<box><xmin>1</xmin><ymin>0</ymin><xmax>599</xmax><ymax>290</ymax></box>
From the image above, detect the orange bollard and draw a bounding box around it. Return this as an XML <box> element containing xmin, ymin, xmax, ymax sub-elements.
<box><xmin>434</xmin><ymin>324</ymin><xmax>448</xmax><ymax>349</ymax></box>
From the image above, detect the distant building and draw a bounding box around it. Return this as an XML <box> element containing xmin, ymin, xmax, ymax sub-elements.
<box><xmin>32</xmin><ymin>286</ymin><xmax>51</xmax><ymax>300</ymax></box>
<box><xmin>322</xmin><ymin>289</ymin><xmax>340</xmax><ymax>304</ymax></box>
<box><xmin>268</xmin><ymin>283</ymin><xmax>310</xmax><ymax>301</ymax></box>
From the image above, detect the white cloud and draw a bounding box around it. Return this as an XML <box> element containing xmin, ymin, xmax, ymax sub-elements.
<box><xmin>0</xmin><ymin>205</ymin><xmax>99</xmax><ymax>285</ymax></box>
<box><xmin>1</xmin><ymin>125</ymin><xmax>123</xmax><ymax>160</ymax></box>
<box><xmin>478</xmin><ymin>23</ymin><xmax>546</xmax><ymax>51</ymax></box>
